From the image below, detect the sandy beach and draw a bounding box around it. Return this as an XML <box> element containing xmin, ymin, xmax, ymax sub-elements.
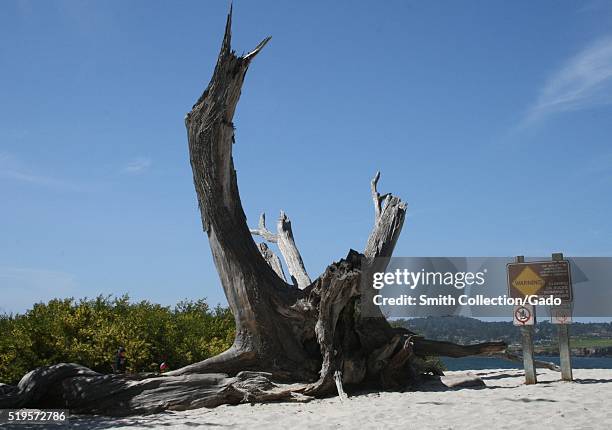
<box><xmin>65</xmin><ymin>368</ymin><xmax>612</xmax><ymax>430</ymax></box>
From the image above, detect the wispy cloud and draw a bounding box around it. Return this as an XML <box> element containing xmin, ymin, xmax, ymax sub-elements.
<box><xmin>122</xmin><ymin>157</ymin><xmax>152</xmax><ymax>175</ymax></box>
<box><xmin>524</xmin><ymin>36</ymin><xmax>612</xmax><ymax>124</ymax></box>
<box><xmin>0</xmin><ymin>152</ymin><xmax>80</xmax><ymax>190</ymax></box>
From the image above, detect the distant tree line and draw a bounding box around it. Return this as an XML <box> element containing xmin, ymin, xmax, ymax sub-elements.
<box><xmin>394</xmin><ymin>316</ymin><xmax>612</xmax><ymax>344</ymax></box>
<box><xmin>0</xmin><ymin>295</ymin><xmax>234</xmax><ymax>385</ymax></box>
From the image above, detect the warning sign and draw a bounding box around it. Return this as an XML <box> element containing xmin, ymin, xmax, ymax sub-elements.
<box><xmin>513</xmin><ymin>304</ymin><xmax>535</xmax><ymax>326</ymax></box>
<box><xmin>511</xmin><ymin>266</ymin><xmax>546</xmax><ymax>296</ymax></box>
<box><xmin>551</xmin><ymin>304</ymin><xmax>572</xmax><ymax>324</ymax></box>
<box><xmin>507</xmin><ymin>260</ymin><xmax>572</xmax><ymax>301</ymax></box>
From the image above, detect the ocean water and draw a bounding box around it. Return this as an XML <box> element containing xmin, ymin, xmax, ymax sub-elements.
<box><xmin>442</xmin><ymin>356</ymin><xmax>612</xmax><ymax>371</ymax></box>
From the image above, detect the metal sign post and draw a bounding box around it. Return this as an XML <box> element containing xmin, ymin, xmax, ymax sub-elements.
<box><xmin>512</xmin><ymin>256</ymin><xmax>537</xmax><ymax>385</ymax></box>
<box><xmin>551</xmin><ymin>252</ymin><xmax>573</xmax><ymax>382</ymax></box>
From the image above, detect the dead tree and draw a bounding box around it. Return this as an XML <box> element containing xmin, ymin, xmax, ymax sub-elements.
<box><xmin>0</xmin><ymin>9</ymin><xmax>505</xmax><ymax>416</ymax></box>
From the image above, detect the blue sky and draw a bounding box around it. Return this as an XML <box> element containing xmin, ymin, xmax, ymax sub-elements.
<box><xmin>1</xmin><ymin>0</ymin><xmax>612</xmax><ymax>314</ymax></box>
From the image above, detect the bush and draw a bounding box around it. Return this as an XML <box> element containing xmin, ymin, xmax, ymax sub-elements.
<box><xmin>0</xmin><ymin>295</ymin><xmax>235</xmax><ymax>385</ymax></box>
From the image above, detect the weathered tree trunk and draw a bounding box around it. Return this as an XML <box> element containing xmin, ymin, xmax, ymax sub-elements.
<box><xmin>0</xmin><ymin>9</ymin><xmax>506</xmax><ymax>416</ymax></box>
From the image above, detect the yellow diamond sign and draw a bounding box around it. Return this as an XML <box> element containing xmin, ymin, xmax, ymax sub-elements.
<box><xmin>511</xmin><ymin>266</ymin><xmax>545</xmax><ymax>296</ymax></box>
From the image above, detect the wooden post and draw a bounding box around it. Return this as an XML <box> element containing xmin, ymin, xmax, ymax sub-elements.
<box><xmin>516</xmin><ymin>255</ymin><xmax>537</xmax><ymax>384</ymax></box>
<box><xmin>552</xmin><ymin>252</ymin><xmax>573</xmax><ymax>381</ymax></box>
<box><xmin>557</xmin><ymin>324</ymin><xmax>573</xmax><ymax>381</ymax></box>
<box><xmin>520</xmin><ymin>325</ymin><xmax>537</xmax><ymax>384</ymax></box>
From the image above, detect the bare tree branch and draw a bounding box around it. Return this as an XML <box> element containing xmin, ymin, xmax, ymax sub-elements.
<box><xmin>492</xmin><ymin>351</ymin><xmax>561</xmax><ymax>372</ymax></box>
<box><xmin>371</xmin><ymin>171</ymin><xmax>382</xmax><ymax>219</ymax></box>
<box><xmin>277</xmin><ymin>211</ymin><xmax>311</xmax><ymax>289</ymax></box>
<box><xmin>365</xmin><ymin>173</ymin><xmax>407</xmax><ymax>259</ymax></box>
<box><xmin>360</xmin><ymin>172</ymin><xmax>408</xmax><ymax>322</ymax></box>
<box><xmin>250</xmin><ymin>213</ymin><xmax>278</xmax><ymax>242</ymax></box>
<box><xmin>257</xmin><ymin>242</ymin><xmax>286</xmax><ymax>281</ymax></box>
<box><xmin>370</xmin><ymin>171</ymin><xmax>392</xmax><ymax>221</ymax></box>
<box><xmin>250</xmin><ymin>211</ymin><xmax>311</xmax><ymax>288</ymax></box>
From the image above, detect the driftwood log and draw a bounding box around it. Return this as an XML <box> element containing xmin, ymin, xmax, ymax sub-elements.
<box><xmin>0</xmin><ymin>9</ymin><xmax>506</xmax><ymax>416</ymax></box>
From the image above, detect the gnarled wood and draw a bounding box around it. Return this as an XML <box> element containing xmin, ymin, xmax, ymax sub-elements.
<box><xmin>184</xmin><ymin>9</ymin><xmax>317</xmax><ymax>379</ymax></box>
<box><xmin>413</xmin><ymin>339</ymin><xmax>508</xmax><ymax>358</ymax></box>
<box><xmin>0</xmin><ymin>363</ymin><xmax>311</xmax><ymax>416</ymax></box>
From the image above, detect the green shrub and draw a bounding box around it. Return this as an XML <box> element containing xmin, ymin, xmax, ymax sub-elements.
<box><xmin>0</xmin><ymin>295</ymin><xmax>235</xmax><ymax>385</ymax></box>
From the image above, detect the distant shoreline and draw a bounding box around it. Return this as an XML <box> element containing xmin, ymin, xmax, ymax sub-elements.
<box><xmin>442</xmin><ymin>355</ymin><xmax>612</xmax><ymax>371</ymax></box>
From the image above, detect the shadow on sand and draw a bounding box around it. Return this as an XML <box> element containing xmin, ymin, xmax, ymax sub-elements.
<box><xmin>66</xmin><ymin>413</ymin><xmax>230</xmax><ymax>430</ymax></box>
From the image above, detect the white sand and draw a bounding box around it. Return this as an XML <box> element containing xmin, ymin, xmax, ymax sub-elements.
<box><xmin>71</xmin><ymin>369</ymin><xmax>612</xmax><ymax>429</ymax></box>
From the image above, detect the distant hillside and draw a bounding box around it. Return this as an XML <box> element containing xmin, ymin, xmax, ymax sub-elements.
<box><xmin>393</xmin><ymin>316</ymin><xmax>612</xmax><ymax>346</ymax></box>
